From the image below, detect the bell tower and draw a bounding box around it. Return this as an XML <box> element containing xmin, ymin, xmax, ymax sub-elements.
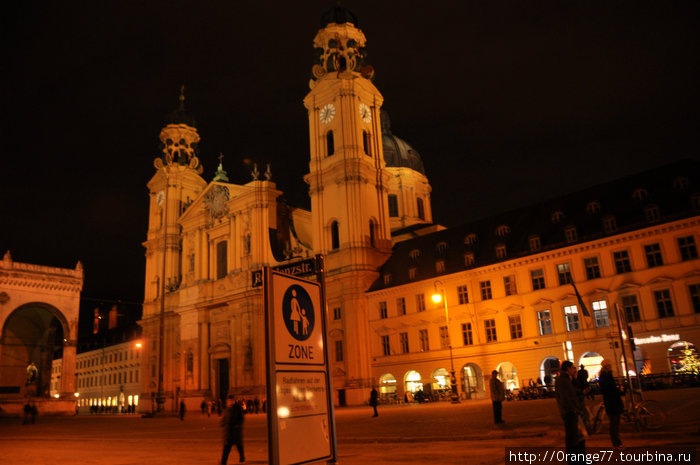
<box><xmin>143</xmin><ymin>88</ymin><xmax>207</xmax><ymax>306</ymax></box>
<box><xmin>303</xmin><ymin>5</ymin><xmax>392</xmax><ymax>405</ymax></box>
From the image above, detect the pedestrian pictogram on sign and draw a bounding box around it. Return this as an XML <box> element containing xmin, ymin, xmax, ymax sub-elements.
<box><xmin>282</xmin><ymin>285</ymin><xmax>315</xmax><ymax>341</ymax></box>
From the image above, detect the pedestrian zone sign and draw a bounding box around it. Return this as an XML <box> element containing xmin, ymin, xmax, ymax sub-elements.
<box><xmin>265</xmin><ymin>269</ymin><xmax>336</xmax><ymax>465</ymax></box>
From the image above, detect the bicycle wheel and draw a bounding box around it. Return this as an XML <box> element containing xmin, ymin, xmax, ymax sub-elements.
<box><xmin>592</xmin><ymin>404</ymin><xmax>606</xmax><ymax>433</ymax></box>
<box><xmin>635</xmin><ymin>400</ymin><xmax>667</xmax><ymax>430</ymax></box>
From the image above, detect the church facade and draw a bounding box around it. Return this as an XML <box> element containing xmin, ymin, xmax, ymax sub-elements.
<box><xmin>138</xmin><ymin>6</ymin><xmax>700</xmax><ymax>411</ymax></box>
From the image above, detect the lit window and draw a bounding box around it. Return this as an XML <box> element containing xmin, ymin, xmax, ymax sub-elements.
<box><xmin>592</xmin><ymin>300</ymin><xmax>609</xmax><ymax>327</ymax></box>
<box><xmin>564</xmin><ymin>305</ymin><xmax>580</xmax><ymax>331</ymax></box>
<box><xmin>557</xmin><ymin>263</ymin><xmax>572</xmax><ymax>285</ymax></box>
<box><xmin>537</xmin><ymin>310</ymin><xmax>552</xmax><ymax>335</ymax></box>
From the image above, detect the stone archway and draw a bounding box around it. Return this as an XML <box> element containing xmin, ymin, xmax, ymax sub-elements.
<box><xmin>1</xmin><ymin>303</ymin><xmax>68</xmax><ymax>397</ymax></box>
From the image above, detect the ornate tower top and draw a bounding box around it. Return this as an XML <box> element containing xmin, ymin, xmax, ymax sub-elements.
<box><xmin>310</xmin><ymin>3</ymin><xmax>374</xmax><ymax>87</ymax></box>
<box><xmin>212</xmin><ymin>153</ymin><xmax>229</xmax><ymax>182</ymax></box>
<box><xmin>154</xmin><ymin>86</ymin><xmax>203</xmax><ymax>174</ymax></box>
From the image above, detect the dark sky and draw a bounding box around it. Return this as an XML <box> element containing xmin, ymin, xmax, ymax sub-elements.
<box><xmin>2</xmin><ymin>1</ymin><xmax>699</xmax><ymax>316</ymax></box>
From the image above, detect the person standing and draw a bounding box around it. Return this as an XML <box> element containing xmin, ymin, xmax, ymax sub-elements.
<box><xmin>369</xmin><ymin>387</ymin><xmax>379</xmax><ymax>417</ymax></box>
<box><xmin>556</xmin><ymin>361</ymin><xmax>586</xmax><ymax>461</ymax></box>
<box><xmin>179</xmin><ymin>400</ymin><xmax>186</xmax><ymax>421</ymax></box>
<box><xmin>599</xmin><ymin>360</ymin><xmax>624</xmax><ymax>448</ymax></box>
<box><xmin>489</xmin><ymin>370</ymin><xmax>505</xmax><ymax>424</ymax></box>
<box><xmin>221</xmin><ymin>397</ymin><xmax>245</xmax><ymax>464</ymax></box>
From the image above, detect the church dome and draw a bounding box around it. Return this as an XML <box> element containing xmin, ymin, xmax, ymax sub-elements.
<box><xmin>381</xmin><ymin>111</ymin><xmax>425</xmax><ymax>174</ymax></box>
<box><xmin>320</xmin><ymin>3</ymin><xmax>358</xmax><ymax>27</ymax></box>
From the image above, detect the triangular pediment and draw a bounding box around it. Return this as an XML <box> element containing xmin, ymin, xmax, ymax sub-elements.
<box><xmin>585</xmin><ymin>287</ymin><xmax>609</xmax><ymax>297</ymax></box>
<box><xmin>477</xmin><ymin>307</ymin><xmax>498</xmax><ymax>316</ymax></box>
<box><xmin>178</xmin><ymin>181</ymin><xmax>252</xmax><ymax>223</ymax></box>
<box><xmin>531</xmin><ymin>298</ymin><xmax>554</xmax><ymax>308</ymax></box>
<box><xmin>682</xmin><ymin>269</ymin><xmax>700</xmax><ymax>279</ymax></box>
<box><xmin>557</xmin><ymin>293</ymin><xmax>577</xmax><ymax>302</ymax></box>
<box><xmin>504</xmin><ymin>304</ymin><xmax>524</xmax><ymax>313</ymax></box>
<box><xmin>614</xmin><ymin>281</ymin><xmax>641</xmax><ymax>291</ymax></box>
<box><xmin>643</xmin><ymin>276</ymin><xmax>674</xmax><ymax>286</ymax></box>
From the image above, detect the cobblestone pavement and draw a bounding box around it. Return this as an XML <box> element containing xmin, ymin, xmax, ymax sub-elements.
<box><xmin>0</xmin><ymin>388</ymin><xmax>697</xmax><ymax>464</ymax></box>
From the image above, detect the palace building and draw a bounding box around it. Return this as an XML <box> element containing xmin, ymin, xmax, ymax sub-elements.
<box><xmin>138</xmin><ymin>5</ymin><xmax>700</xmax><ymax>411</ymax></box>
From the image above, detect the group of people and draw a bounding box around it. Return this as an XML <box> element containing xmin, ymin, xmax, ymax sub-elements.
<box><xmin>22</xmin><ymin>402</ymin><xmax>38</xmax><ymax>424</ymax></box>
<box><xmin>489</xmin><ymin>360</ymin><xmax>625</xmax><ymax>456</ymax></box>
<box><xmin>200</xmin><ymin>397</ymin><xmax>265</xmax><ymax>418</ymax></box>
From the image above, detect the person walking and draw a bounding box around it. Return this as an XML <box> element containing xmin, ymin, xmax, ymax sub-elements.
<box><xmin>599</xmin><ymin>360</ymin><xmax>624</xmax><ymax>448</ymax></box>
<box><xmin>555</xmin><ymin>361</ymin><xmax>586</xmax><ymax>462</ymax></box>
<box><xmin>221</xmin><ymin>396</ymin><xmax>245</xmax><ymax>464</ymax></box>
<box><xmin>179</xmin><ymin>400</ymin><xmax>186</xmax><ymax>421</ymax></box>
<box><xmin>489</xmin><ymin>370</ymin><xmax>505</xmax><ymax>424</ymax></box>
<box><xmin>369</xmin><ymin>387</ymin><xmax>379</xmax><ymax>417</ymax></box>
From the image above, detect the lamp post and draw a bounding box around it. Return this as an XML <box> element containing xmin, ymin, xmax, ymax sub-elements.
<box><xmin>432</xmin><ymin>281</ymin><xmax>460</xmax><ymax>404</ymax></box>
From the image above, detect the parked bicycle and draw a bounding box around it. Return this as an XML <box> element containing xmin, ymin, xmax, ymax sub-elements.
<box><xmin>592</xmin><ymin>396</ymin><xmax>667</xmax><ymax>432</ymax></box>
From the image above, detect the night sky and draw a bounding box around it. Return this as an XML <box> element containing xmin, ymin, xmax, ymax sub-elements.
<box><xmin>2</xmin><ymin>1</ymin><xmax>698</xmax><ymax>324</ymax></box>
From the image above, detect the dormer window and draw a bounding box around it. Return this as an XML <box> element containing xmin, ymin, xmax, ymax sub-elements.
<box><xmin>464</xmin><ymin>233</ymin><xmax>478</xmax><ymax>245</ymax></box>
<box><xmin>673</xmin><ymin>177</ymin><xmax>689</xmax><ymax>190</ymax></box>
<box><xmin>692</xmin><ymin>194</ymin><xmax>700</xmax><ymax>211</ymax></box>
<box><xmin>644</xmin><ymin>205</ymin><xmax>660</xmax><ymax>222</ymax></box>
<box><xmin>586</xmin><ymin>202</ymin><xmax>601</xmax><ymax>214</ymax></box>
<box><xmin>464</xmin><ymin>252</ymin><xmax>475</xmax><ymax>266</ymax></box>
<box><xmin>529</xmin><ymin>235</ymin><xmax>541</xmax><ymax>252</ymax></box>
<box><xmin>632</xmin><ymin>188</ymin><xmax>648</xmax><ymax>201</ymax></box>
<box><xmin>495</xmin><ymin>225</ymin><xmax>511</xmax><ymax>237</ymax></box>
<box><xmin>551</xmin><ymin>211</ymin><xmax>565</xmax><ymax>223</ymax></box>
<box><xmin>603</xmin><ymin>215</ymin><xmax>617</xmax><ymax>233</ymax></box>
<box><xmin>495</xmin><ymin>244</ymin><xmax>507</xmax><ymax>259</ymax></box>
<box><xmin>565</xmin><ymin>226</ymin><xmax>577</xmax><ymax>243</ymax></box>
<box><xmin>408</xmin><ymin>268</ymin><xmax>416</xmax><ymax>280</ymax></box>
<box><xmin>409</xmin><ymin>249</ymin><xmax>421</xmax><ymax>265</ymax></box>
<box><xmin>383</xmin><ymin>274</ymin><xmax>392</xmax><ymax>285</ymax></box>
<box><xmin>435</xmin><ymin>242</ymin><xmax>448</xmax><ymax>258</ymax></box>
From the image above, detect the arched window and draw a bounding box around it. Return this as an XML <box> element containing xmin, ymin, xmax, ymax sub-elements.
<box><xmin>586</xmin><ymin>201</ymin><xmax>601</xmax><ymax>214</ymax></box>
<box><xmin>417</xmin><ymin>198</ymin><xmax>425</xmax><ymax>220</ymax></box>
<box><xmin>326</xmin><ymin>131</ymin><xmax>334</xmax><ymax>156</ymax></box>
<box><xmin>363</xmin><ymin>131</ymin><xmax>370</xmax><ymax>155</ymax></box>
<box><xmin>551</xmin><ymin>211</ymin><xmax>565</xmax><ymax>224</ymax></box>
<box><xmin>673</xmin><ymin>177</ymin><xmax>689</xmax><ymax>190</ymax></box>
<box><xmin>369</xmin><ymin>220</ymin><xmax>376</xmax><ymax>247</ymax></box>
<box><xmin>495</xmin><ymin>224</ymin><xmax>511</xmax><ymax>237</ymax></box>
<box><xmin>632</xmin><ymin>188</ymin><xmax>648</xmax><ymax>201</ymax></box>
<box><xmin>331</xmin><ymin>221</ymin><xmax>340</xmax><ymax>250</ymax></box>
<box><xmin>464</xmin><ymin>233</ymin><xmax>478</xmax><ymax>245</ymax></box>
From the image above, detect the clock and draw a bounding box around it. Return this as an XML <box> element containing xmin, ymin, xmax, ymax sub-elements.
<box><xmin>156</xmin><ymin>190</ymin><xmax>165</xmax><ymax>207</ymax></box>
<box><xmin>320</xmin><ymin>103</ymin><xmax>336</xmax><ymax>124</ymax></box>
<box><xmin>359</xmin><ymin>103</ymin><xmax>371</xmax><ymax>123</ymax></box>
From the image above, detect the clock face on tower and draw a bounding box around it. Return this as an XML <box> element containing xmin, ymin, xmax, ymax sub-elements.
<box><xmin>359</xmin><ymin>103</ymin><xmax>371</xmax><ymax>123</ymax></box>
<box><xmin>320</xmin><ymin>103</ymin><xmax>336</xmax><ymax>124</ymax></box>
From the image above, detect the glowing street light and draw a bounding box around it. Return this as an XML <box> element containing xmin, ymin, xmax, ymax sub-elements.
<box><xmin>432</xmin><ymin>280</ymin><xmax>460</xmax><ymax>404</ymax></box>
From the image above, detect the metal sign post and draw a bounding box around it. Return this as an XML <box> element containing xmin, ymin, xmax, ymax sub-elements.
<box><xmin>265</xmin><ymin>259</ymin><xmax>337</xmax><ymax>465</ymax></box>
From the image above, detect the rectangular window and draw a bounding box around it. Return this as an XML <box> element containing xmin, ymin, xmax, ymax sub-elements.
<box><xmin>654</xmin><ymin>289</ymin><xmax>675</xmax><ymax>318</ymax></box>
<box><xmin>333</xmin><ymin>307</ymin><xmax>341</xmax><ymax>320</ymax></box>
<box><xmin>335</xmin><ymin>340</ymin><xmax>343</xmax><ymax>362</ymax></box>
<box><xmin>644</xmin><ymin>243</ymin><xmax>664</xmax><ymax>268</ymax></box>
<box><xmin>584</xmin><ymin>257</ymin><xmax>601</xmax><ymax>280</ymax></box>
<box><xmin>509</xmin><ymin>315</ymin><xmax>523</xmax><ymax>339</ymax></box>
<box><xmin>537</xmin><ymin>310</ymin><xmax>552</xmax><ymax>335</ymax></box>
<box><xmin>464</xmin><ymin>252</ymin><xmax>475</xmax><ymax>266</ymax></box>
<box><xmin>503</xmin><ymin>275</ymin><xmax>517</xmax><ymax>296</ymax></box>
<box><xmin>388</xmin><ymin>195</ymin><xmax>399</xmax><ymax>217</ymax></box>
<box><xmin>678</xmin><ymin>236</ymin><xmax>698</xmax><ymax>261</ymax></box>
<box><xmin>689</xmin><ymin>284</ymin><xmax>700</xmax><ymax>313</ymax></box>
<box><xmin>613</xmin><ymin>250</ymin><xmax>632</xmax><ymax>274</ymax></box>
<box><xmin>480</xmin><ymin>280</ymin><xmax>492</xmax><ymax>300</ymax></box>
<box><xmin>564</xmin><ymin>305</ymin><xmax>580</xmax><ymax>331</ymax></box>
<box><xmin>591</xmin><ymin>300</ymin><xmax>609</xmax><ymax>327</ymax></box>
<box><xmin>419</xmin><ymin>329</ymin><xmax>429</xmax><ymax>352</ymax></box>
<box><xmin>397</xmin><ymin>297</ymin><xmax>406</xmax><ymax>316</ymax></box>
<box><xmin>416</xmin><ymin>294</ymin><xmax>426</xmax><ymax>312</ymax></box>
<box><xmin>485</xmin><ymin>319</ymin><xmax>497</xmax><ymax>342</ymax></box>
<box><xmin>408</xmin><ymin>268</ymin><xmax>416</xmax><ymax>280</ymax></box>
<box><xmin>439</xmin><ymin>326</ymin><xmax>450</xmax><ymax>349</ymax></box>
<box><xmin>621</xmin><ymin>295</ymin><xmax>641</xmax><ymax>323</ymax></box>
<box><xmin>216</xmin><ymin>240</ymin><xmax>228</xmax><ymax>280</ymax></box>
<box><xmin>399</xmin><ymin>332</ymin><xmax>409</xmax><ymax>353</ymax></box>
<box><xmin>461</xmin><ymin>323</ymin><xmax>473</xmax><ymax>345</ymax></box>
<box><xmin>565</xmin><ymin>226</ymin><xmax>577</xmax><ymax>243</ymax></box>
<box><xmin>495</xmin><ymin>244</ymin><xmax>507</xmax><ymax>259</ymax></box>
<box><xmin>557</xmin><ymin>263</ymin><xmax>572</xmax><ymax>285</ymax></box>
<box><xmin>529</xmin><ymin>236</ymin><xmax>541</xmax><ymax>251</ymax></box>
<box><xmin>381</xmin><ymin>335</ymin><xmax>390</xmax><ymax>356</ymax></box>
<box><xmin>379</xmin><ymin>301</ymin><xmax>387</xmax><ymax>319</ymax></box>
<box><xmin>531</xmin><ymin>269</ymin><xmax>545</xmax><ymax>290</ymax></box>
<box><xmin>457</xmin><ymin>285</ymin><xmax>469</xmax><ymax>304</ymax></box>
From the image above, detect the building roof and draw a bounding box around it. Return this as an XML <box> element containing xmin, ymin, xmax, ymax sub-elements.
<box><xmin>381</xmin><ymin>111</ymin><xmax>425</xmax><ymax>174</ymax></box>
<box><xmin>369</xmin><ymin>159</ymin><xmax>699</xmax><ymax>291</ymax></box>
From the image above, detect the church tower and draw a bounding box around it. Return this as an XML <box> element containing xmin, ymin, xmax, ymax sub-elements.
<box><xmin>303</xmin><ymin>5</ymin><xmax>392</xmax><ymax>405</ymax></box>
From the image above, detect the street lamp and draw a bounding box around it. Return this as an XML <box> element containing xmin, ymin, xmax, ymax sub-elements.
<box><xmin>432</xmin><ymin>281</ymin><xmax>460</xmax><ymax>404</ymax></box>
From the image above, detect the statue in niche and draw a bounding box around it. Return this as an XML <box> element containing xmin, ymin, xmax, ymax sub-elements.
<box><xmin>26</xmin><ymin>363</ymin><xmax>38</xmax><ymax>384</ymax></box>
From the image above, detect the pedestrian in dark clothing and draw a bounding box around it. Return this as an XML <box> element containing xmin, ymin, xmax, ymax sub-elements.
<box><xmin>22</xmin><ymin>402</ymin><xmax>31</xmax><ymax>425</ymax></box>
<box><xmin>599</xmin><ymin>360</ymin><xmax>624</xmax><ymax>448</ymax></box>
<box><xmin>369</xmin><ymin>387</ymin><xmax>379</xmax><ymax>417</ymax></box>
<box><xmin>201</xmin><ymin>400</ymin><xmax>208</xmax><ymax>415</ymax></box>
<box><xmin>489</xmin><ymin>370</ymin><xmax>505</xmax><ymax>424</ymax></box>
<box><xmin>221</xmin><ymin>397</ymin><xmax>245</xmax><ymax>464</ymax></box>
<box><xmin>254</xmin><ymin>398</ymin><xmax>260</xmax><ymax>414</ymax></box>
<box><xmin>179</xmin><ymin>400</ymin><xmax>186</xmax><ymax>420</ymax></box>
<box><xmin>555</xmin><ymin>361</ymin><xmax>586</xmax><ymax>463</ymax></box>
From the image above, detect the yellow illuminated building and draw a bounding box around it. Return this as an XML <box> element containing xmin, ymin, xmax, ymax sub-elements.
<box><xmin>138</xmin><ymin>5</ymin><xmax>700</xmax><ymax>410</ymax></box>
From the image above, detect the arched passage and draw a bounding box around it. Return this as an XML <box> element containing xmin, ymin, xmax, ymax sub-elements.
<box><xmin>1</xmin><ymin>303</ymin><xmax>68</xmax><ymax>397</ymax></box>
<box><xmin>496</xmin><ymin>361</ymin><xmax>519</xmax><ymax>391</ymax></box>
<box><xmin>461</xmin><ymin>363</ymin><xmax>483</xmax><ymax>399</ymax></box>
<box><xmin>540</xmin><ymin>357</ymin><xmax>559</xmax><ymax>387</ymax></box>
<box><xmin>578</xmin><ymin>352</ymin><xmax>603</xmax><ymax>381</ymax></box>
